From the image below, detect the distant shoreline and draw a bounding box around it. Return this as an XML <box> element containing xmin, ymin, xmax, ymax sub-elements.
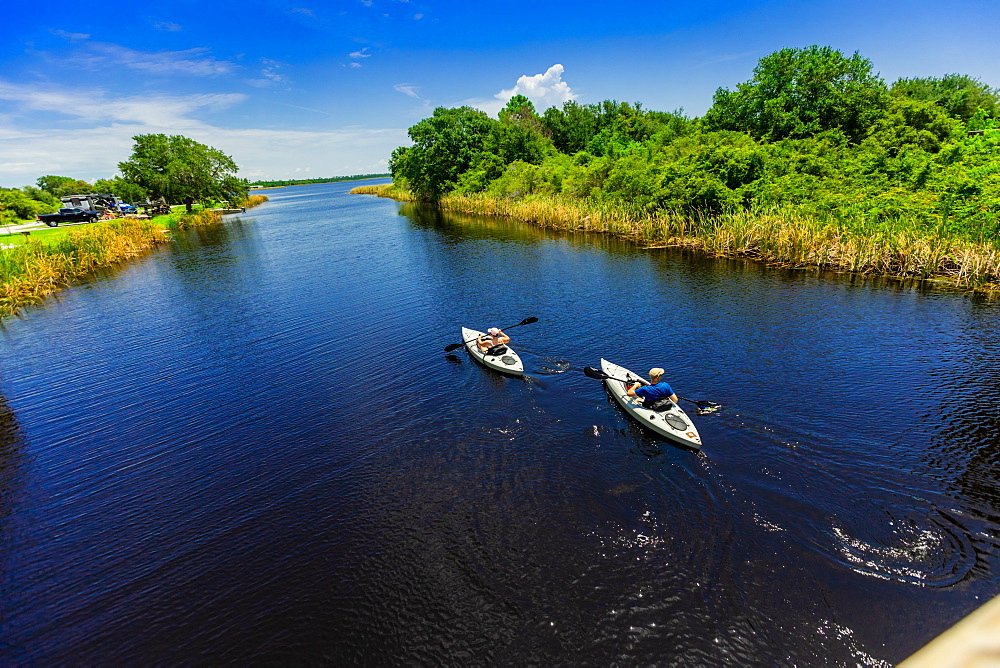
<box><xmin>251</xmin><ymin>175</ymin><xmax>391</xmax><ymax>190</ymax></box>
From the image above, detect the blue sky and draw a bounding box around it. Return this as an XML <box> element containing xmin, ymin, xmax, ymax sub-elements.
<box><xmin>2</xmin><ymin>0</ymin><xmax>998</xmax><ymax>187</ymax></box>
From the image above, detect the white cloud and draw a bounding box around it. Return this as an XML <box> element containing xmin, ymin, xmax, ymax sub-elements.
<box><xmin>290</xmin><ymin>7</ymin><xmax>314</xmax><ymax>17</ymax></box>
<box><xmin>0</xmin><ymin>80</ymin><xmax>405</xmax><ymax>186</ymax></box>
<box><xmin>349</xmin><ymin>48</ymin><xmax>372</xmax><ymax>59</ymax></box>
<box><xmin>154</xmin><ymin>22</ymin><xmax>183</xmax><ymax>32</ymax></box>
<box><xmin>466</xmin><ymin>64</ymin><xmax>578</xmax><ymax>116</ymax></box>
<box><xmin>497</xmin><ymin>64</ymin><xmax>576</xmax><ymax>109</ymax></box>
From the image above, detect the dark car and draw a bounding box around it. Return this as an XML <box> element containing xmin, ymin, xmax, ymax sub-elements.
<box><xmin>37</xmin><ymin>208</ymin><xmax>102</xmax><ymax>227</ymax></box>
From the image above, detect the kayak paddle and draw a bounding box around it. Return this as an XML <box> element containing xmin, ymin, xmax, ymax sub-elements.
<box><xmin>444</xmin><ymin>316</ymin><xmax>538</xmax><ymax>352</ymax></box>
<box><xmin>583</xmin><ymin>366</ymin><xmax>721</xmax><ymax>414</ymax></box>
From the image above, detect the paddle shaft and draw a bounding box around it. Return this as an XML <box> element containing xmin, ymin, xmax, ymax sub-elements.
<box><xmin>583</xmin><ymin>366</ymin><xmax>718</xmax><ymax>409</ymax></box>
<box><xmin>444</xmin><ymin>317</ymin><xmax>537</xmax><ymax>352</ymax></box>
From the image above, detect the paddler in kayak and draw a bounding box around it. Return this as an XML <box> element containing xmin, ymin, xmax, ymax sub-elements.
<box><xmin>625</xmin><ymin>367</ymin><xmax>678</xmax><ymax>410</ymax></box>
<box><xmin>477</xmin><ymin>327</ymin><xmax>510</xmax><ymax>355</ymax></box>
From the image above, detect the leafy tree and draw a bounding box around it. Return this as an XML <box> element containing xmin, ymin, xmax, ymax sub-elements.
<box><xmin>542</xmin><ymin>101</ymin><xmax>600</xmax><ymax>154</ymax></box>
<box><xmin>36</xmin><ymin>175</ymin><xmax>94</xmax><ymax>197</ymax></box>
<box><xmin>489</xmin><ymin>95</ymin><xmax>551</xmax><ymax>166</ymax></box>
<box><xmin>703</xmin><ymin>45</ymin><xmax>889</xmax><ymax>143</ymax></box>
<box><xmin>891</xmin><ymin>74</ymin><xmax>1000</xmax><ymax>122</ymax></box>
<box><xmin>0</xmin><ymin>187</ymin><xmax>58</xmax><ymax>223</ymax></box>
<box><xmin>93</xmin><ymin>177</ymin><xmax>148</xmax><ymax>204</ymax></box>
<box><xmin>19</xmin><ymin>186</ymin><xmax>60</xmax><ymax>209</ymax></box>
<box><xmin>390</xmin><ymin>106</ymin><xmax>497</xmax><ymax>200</ymax></box>
<box><xmin>118</xmin><ymin>134</ymin><xmax>246</xmax><ymax>212</ymax></box>
<box><xmin>864</xmin><ymin>97</ymin><xmax>962</xmax><ymax>156</ymax></box>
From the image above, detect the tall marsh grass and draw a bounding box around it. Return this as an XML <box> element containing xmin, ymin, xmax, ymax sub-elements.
<box><xmin>165</xmin><ymin>209</ymin><xmax>223</xmax><ymax>231</ymax></box>
<box><xmin>241</xmin><ymin>194</ymin><xmax>269</xmax><ymax>209</ymax></box>
<box><xmin>0</xmin><ymin>218</ymin><xmax>167</xmax><ymax>316</ymax></box>
<box><xmin>353</xmin><ymin>183</ymin><xmax>1000</xmax><ymax>293</ymax></box>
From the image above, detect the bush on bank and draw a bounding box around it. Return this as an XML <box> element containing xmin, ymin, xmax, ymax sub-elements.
<box><xmin>383</xmin><ymin>46</ymin><xmax>1000</xmax><ymax>292</ymax></box>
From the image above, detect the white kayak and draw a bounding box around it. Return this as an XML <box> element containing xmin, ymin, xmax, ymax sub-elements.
<box><xmin>462</xmin><ymin>327</ymin><xmax>525</xmax><ymax>376</ymax></box>
<box><xmin>600</xmin><ymin>358</ymin><xmax>702</xmax><ymax>449</ymax></box>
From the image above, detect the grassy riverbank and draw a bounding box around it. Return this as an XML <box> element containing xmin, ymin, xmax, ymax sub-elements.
<box><xmin>0</xmin><ymin>194</ymin><xmax>268</xmax><ymax>317</ymax></box>
<box><xmin>352</xmin><ymin>183</ymin><xmax>1000</xmax><ymax>293</ymax></box>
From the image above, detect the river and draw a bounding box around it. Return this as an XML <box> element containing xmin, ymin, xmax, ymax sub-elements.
<box><xmin>1</xmin><ymin>180</ymin><xmax>998</xmax><ymax>665</ymax></box>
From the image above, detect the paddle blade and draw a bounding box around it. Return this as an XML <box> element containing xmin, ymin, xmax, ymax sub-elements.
<box><xmin>519</xmin><ymin>316</ymin><xmax>539</xmax><ymax>325</ymax></box>
<box><xmin>443</xmin><ymin>343</ymin><xmax>464</xmax><ymax>352</ymax></box>
<box><xmin>583</xmin><ymin>366</ymin><xmax>608</xmax><ymax>380</ymax></box>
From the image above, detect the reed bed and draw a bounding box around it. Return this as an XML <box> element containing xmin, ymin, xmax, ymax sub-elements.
<box><xmin>0</xmin><ymin>219</ymin><xmax>167</xmax><ymax>316</ymax></box>
<box><xmin>240</xmin><ymin>194</ymin><xmax>269</xmax><ymax>209</ymax></box>
<box><xmin>167</xmin><ymin>209</ymin><xmax>224</xmax><ymax>231</ymax></box>
<box><xmin>349</xmin><ymin>184</ymin><xmax>418</xmax><ymax>200</ymax></box>
<box><xmin>354</xmin><ymin>184</ymin><xmax>1000</xmax><ymax>294</ymax></box>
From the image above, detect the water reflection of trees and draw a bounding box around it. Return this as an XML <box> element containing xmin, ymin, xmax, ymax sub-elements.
<box><xmin>0</xmin><ymin>392</ymin><xmax>27</xmax><ymax>528</ymax></box>
<box><xmin>166</xmin><ymin>219</ymin><xmax>265</xmax><ymax>288</ymax></box>
<box><xmin>400</xmin><ymin>202</ymin><xmax>636</xmax><ymax>255</ymax></box>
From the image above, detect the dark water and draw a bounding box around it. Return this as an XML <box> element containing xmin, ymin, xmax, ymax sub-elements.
<box><xmin>1</xmin><ymin>180</ymin><xmax>998</xmax><ymax>665</ymax></box>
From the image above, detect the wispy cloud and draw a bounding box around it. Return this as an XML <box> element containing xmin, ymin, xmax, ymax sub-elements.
<box><xmin>247</xmin><ymin>59</ymin><xmax>288</xmax><ymax>87</ymax></box>
<box><xmin>51</xmin><ymin>42</ymin><xmax>236</xmax><ymax>77</ymax></box>
<box><xmin>0</xmin><ymin>80</ymin><xmax>244</xmax><ymax>126</ymax></box>
<box><xmin>348</xmin><ymin>47</ymin><xmax>371</xmax><ymax>68</ymax></box>
<box><xmin>51</xmin><ymin>29</ymin><xmax>90</xmax><ymax>41</ymax></box>
<box><xmin>290</xmin><ymin>7</ymin><xmax>314</xmax><ymax>17</ymax></box>
<box><xmin>393</xmin><ymin>83</ymin><xmax>421</xmax><ymax>99</ymax></box>
<box><xmin>154</xmin><ymin>21</ymin><xmax>183</xmax><ymax>32</ymax></box>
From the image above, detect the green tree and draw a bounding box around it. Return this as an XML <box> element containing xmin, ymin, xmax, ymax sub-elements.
<box><xmin>703</xmin><ymin>45</ymin><xmax>889</xmax><ymax>143</ymax></box>
<box><xmin>542</xmin><ymin>101</ymin><xmax>600</xmax><ymax>154</ymax></box>
<box><xmin>891</xmin><ymin>74</ymin><xmax>1000</xmax><ymax>122</ymax></box>
<box><xmin>36</xmin><ymin>175</ymin><xmax>94</xmax><ymax>197</ymax></box>
<box><xmin>0</xmin><ymin>187</ymin><xmax>58</xmax><ymax>223</ymax></box>
<box><xmin>118</xmin><ymin>134</ymin><xmax>246</xmax><ymax>212</ymax></box>
<box><xmin>489</xmin><ymin>95</ymin><xmax>551</xmax><ymax>165</ymax></box>
<box><xmin>93</xmin><ymin>176</ymin><xmax>148</xmax><ymax>204</ymax></box>
<box><xmin>390</xmin><ymin>106</ymin><xmax>497</xmax><ymax>200</ymax></box>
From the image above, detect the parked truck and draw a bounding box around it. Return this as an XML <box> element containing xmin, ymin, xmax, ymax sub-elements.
<box><xmin>37</xmin><ymin>207</ymin><xmax>103</xmax><ymax>226</ymax></box>
<box><xmin>35</xmin><ymin>193</ymin><xmax>129</xmax><ymax>227</ymax></box>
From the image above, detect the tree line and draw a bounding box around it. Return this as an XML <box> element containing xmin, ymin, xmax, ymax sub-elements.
<box><xmin>251</xmin><ymin>174</ymin><xmax>390</xmax><ymax>187</ymax></box>
<box><xmin>1</xmin><ymin>134</ymin><xmax>247</xmax><ymax>224</ymax></box>
<box><xmin>389</xmin><ymin>46</ymin><xmax>1000</xmax><ymax>243</ymax></box>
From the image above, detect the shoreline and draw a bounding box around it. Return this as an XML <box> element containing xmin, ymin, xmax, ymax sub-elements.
<box><xmin>351</xmin><ymin>183</ymin><xmax>999</xmax><ymax>296</ymax></box>
<box><xmin>0</xmin><ymin>195</ymin><xmax>268</xmax><ymax>318</ymax></box>
<box><xmin>251</xmin><ymin>175</ymin><xmax>391</xmax><ymax>190</ymax></box>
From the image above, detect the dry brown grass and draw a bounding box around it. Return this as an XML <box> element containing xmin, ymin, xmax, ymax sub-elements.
<box><xmin>242</xmin><ymin>194</ymin><xmax>269</xmax><ymax>209</ymax></box>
